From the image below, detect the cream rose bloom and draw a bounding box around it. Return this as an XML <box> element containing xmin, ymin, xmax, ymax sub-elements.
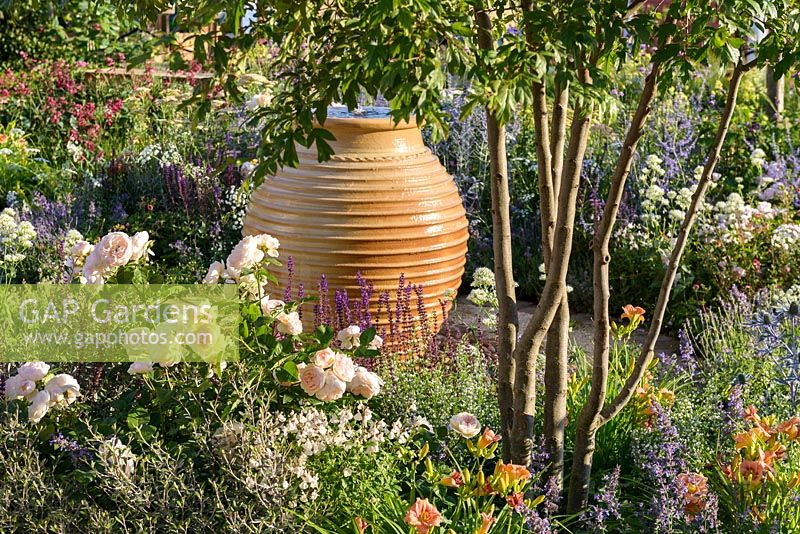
<box><xmin>315</xmin><ymin>370</ymin><xmax>346</xmax><ymax>402</ymax></box>
<box><xmin>312</xmin><ymin>347</ymin><xmax>337</xmax><ymax>369</ymax></box>
<box><xmin>69</xmin><ymin>240</ymin><xmax>93</xmax><ymax>258</ymax></box>
<box><xmin>127</xmin><ymin>361</ymin><xmax>154</xmax><ymax>375</ymax></box>
<box><xmin>27</xmin><ymin>390</ymin><xmax>50</xmax><ymax>423</ymax></box>
<box><xmin>203</xmin><ymin>261</ymin><xmax>225</xmax><ymax>284</ymax></box>
<box><xmin>96</xmin><ymin>231</ymin><xmax>134</xmax><ymax>268</ymax></box>
<box><xmin>260</xmin><ymin>295</ymin><xmax>285</xmax><ymax>315</ymax></box>
<box><xmin>225</xmin><ymin>236</ymin><xmax>265</xmax><ymax>279</ymax></box>
<box><xmin>44</xmin><ymin>374</ymin><xmax>80</xmax><ymax>406</ymax></box>
<box><xmin>368</xmin><ymin>334</ymin><xmax>384</xmax><ymax>350</ymax></box>
<box><xmin>246</xmin><ymin>93</ymin><xmax>272</xmax><ymax>110</ymax></box>
<box><xmin>276</xmin><ymin>311</ymin><xmax>303</xmax><ymax>335</ymax></box>
<box><xmin>256</xmin><ymin>234</ymin><xmax>280</xmax><ymax>258</ymax></box>
<box><xmin>337</xmin><ymin>325</ymin><xmax>361</xmax><ymax>349</ymax></box>
<box><xmin>449</xmin><ymin>412</ymin><xmax>481</xmax><ymax>438</ymax></box>
<box><xmin>299</xmin><ymin>363</ymin><xmax>326</xmax><ymax>395</ymax></box>
<box><xmin>4</xmin><ymin>374</ymin><xmax>37</xmax><ymax>400</ymax></box>
<box><xmin>99</xmin><ymin>437</ymin><xmax>136</xmax><ymax>477</ymax></box>
<box><xmin>347</xmin><ymin>367</ymin><xmax>384</xmax><ymax>399</ymax></box>
<box><xmin>331</xmin><ymin>352</ymin><xmax>356</xmax><ymax>382</ymax></box>
<box><xmin>129</xmin><ymin>231</ymin><xmax>151</xmax><ymax>262</ymax></box>
<box><xmin>17</xmin><ymin>361</ymin><xmax>50</xmax><ymax>382</ymax></box>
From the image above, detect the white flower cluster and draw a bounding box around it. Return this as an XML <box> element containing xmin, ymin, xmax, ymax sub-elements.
<box><xmin>700</xmin><ymin>192</ymin><xmax>774</xmax><ymax>243</ymax></box>
<box><xmin>467</xmin><ymin>267</ymin><xmax>500</xmax><ymax>328</ymax></box>
<box><xmin>135</xmin><ymin>144</ymin><xmax>182</xmax><ymax>166</ymax></box>
<box><xmin>221</xmin><ymin>404</ymin><xmax>423</xmax><ymax>507</ymax></box>
<box><xmin>298</xmin><ymin>338</ymin><xmax>384</xmax><ymax>402</ymax></box>
<box><xmin>772</xmin><ymin>284</ymin><xmax>800</xmax><ymax>309</ymax></box>
<box><xmin>771</xmin><ymin>224</ymin><xmax>800</xmax><ymax>252</ymax></box>
<box><xmin>3</xmin><ymin>362</ymin><xmax>80</xmax><ymax>423</ymax></box>
<box><xmin>66</xmin><ymin>230</ymin><xmax>152</xmax><ymax>284</ymax></box>
<box><xmin>751</xmin><ymin>148</ymin><xmax>767</xmax><ymax>168</ymax></box>
<box><xmin>0</xmin><ymin>207</ymin><xmax>36</xmax><ymax>263</ymax></box>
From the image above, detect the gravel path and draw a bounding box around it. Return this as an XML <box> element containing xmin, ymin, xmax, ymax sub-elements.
<box><xmin>447</xmin><ymin>297</ymin><xmax>679</xmax><ymax>355</ymax></box>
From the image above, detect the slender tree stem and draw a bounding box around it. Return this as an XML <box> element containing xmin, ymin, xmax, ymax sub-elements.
<box><xmin>566</xmin><ymin>58</ymin><xmax>663</xmax><ymax>512</ymax></box>
<box><xmin>511</xmin><ymin>100</ymin><xmax>592</xmax><ymax>465</ymax></box>
<box><xmin>598</xmin><ymin>62</ymin><xmax>749</xmax><ymax>427</ymax></box>
<box><xmin>475</xmin><ymin>5</ymin><xmax>518</xmax><ymax>459</ymax></box>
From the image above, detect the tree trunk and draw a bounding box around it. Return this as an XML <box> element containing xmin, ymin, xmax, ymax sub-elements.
<box><xmin>543</xmin><ymin>79</ymin><xmax>571</xmax><ymax>485</ymax></box>
<box><xmin>566</xmin><ymin>59</ymin><xmax>662</xmax><ymax>511</ymax></box>
<box><xmin>766</xmin><ymin>66</ymin><xmax>784</xmax><ymax>118</ymax></box>
<box><xmin>544</xmin><ymin>293</ymin><xmax>569</xmax><ymax>483</ymax></box>
<box><xmin>475</xmin><ymin>7</ymin><xmax>518</xmax><ymax>459</ymax></box>
<box><xmin>511</xmin><ymin>102</ymin><xmax>593</xmax><ymax>465</ymax></box>
<box><xmin>567</xmin><ymin>61</ymin><xmax>749</xmax><ymax>512</ymax></box>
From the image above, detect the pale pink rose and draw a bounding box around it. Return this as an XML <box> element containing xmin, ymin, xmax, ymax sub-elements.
<box><xmin>17</xmin><ymin>361</ymin><xmax>50</xmax><ymax>382</ymax></box>
<box><xmin>44</xmin><ymin>374</ymin><xmax>80</xmax><ymax>406</ymax></box>
<box><xmin>69</xmin><ymin>240</ymin><xmax>93</xmax><ymax>258</ymax></box>
<box><xmin>256</xmin><ymin>234</ymin><xmax>280</xmax><ymax>258</ymax></box>
<box><xmin>449</xmin><ymin>412</ymin><xmax>481</xmax><ymax>438</ymax></box>
<box><xmin>315</xmin><ymin>370</ymin><xmax>346</xmax><ymax>401</ymax></box>
<box><xmin>368</xmin><ymin>334</ymin><xmax>384</xmax><ymax>350</ymax></box>
<box><xmin>127</xmin><ymin>361</ymin><xmax>154</xmax><ymax>375</ymax></box>
<box><xmin>313</xmin><ymin>347</ymin><xmax>337</xmax><ymax>369</ymax></box>
<box><xmin>347</xmin><ymin>367</ymin><xmax>383</xmax><ymax>399</ymax></box>
<box><xmin>337</xmin><ymin>325</ymin><xmax>361</xmax><ymax>349</ymax></box>
<box><xmin>96</xmin><ymin>231</ymin><xmax>133</xmax><ymax>268</ymax></box>
<box><xmin>332</xmin><ymin>353</ymin><xmax>356</xmax><ymax>382</ymax></box>
<box><xmin>225</xmin><ymin>236</ymin><xmax>265</xmax><ymax>279</ymax></box>
<box><xmin>3</xmin><ymin>374</ymin><xmax>36</xmax><ymax>400</ymax></box>
<box><xmin>129</xmin><ymin>231</ymin><xmax>150</xmax><ymax>262</ymax></box>
<box><xmin>276</xmin><ymin>311</ymin><xmax>303</xmax><ymax>335</ymax></box>
<box><xmin>27</xmin><ymin>390</ymin><xmax>50</xmax><ymax>424</ymax></box>
<box><xmin>260</xmin><ymin>295</ymin><xmax>285</xmax><ymax>314</ymax></box>
<box><xmin>299</xmin><ymin>364</ymin><xmax>326</xmax><ymax>395</ymax></box>
<box><xmin>203</xmin><ymin>261</ymin><xmax>225</xmax><ymax>284</ymax></box>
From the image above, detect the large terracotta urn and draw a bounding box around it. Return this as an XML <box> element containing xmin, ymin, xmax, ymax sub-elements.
<box><xmin>242</xmin><ymin>107</ymin><xmax>469</xmax><ymax>331</ymax></box>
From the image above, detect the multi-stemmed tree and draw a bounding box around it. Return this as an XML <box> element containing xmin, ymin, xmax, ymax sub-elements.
<box><xmin>125</xmin><ymin>0</ymin><xmax>799</xmax><ymax>512</ymax></box>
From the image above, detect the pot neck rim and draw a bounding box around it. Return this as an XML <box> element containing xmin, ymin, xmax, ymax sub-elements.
<box><xmin>318</xmin><ymin>106</ymin><xmax>418</xmax><ymax>132</ymax></box>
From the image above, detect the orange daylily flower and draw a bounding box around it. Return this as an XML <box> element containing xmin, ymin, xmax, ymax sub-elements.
<box><xmin>506</xmin><ymin>492</ymin><xmax>524</xmax><ymax>509</ymax></box>
<box><xmin>404</xmin><ymin>498</ymin><xmax>443</xmax><ymax>534</ymax></box>
<box><xmin>677</xmin><ymin>473</ymin><xmax>709</xmax><ymax>519</ymax></box>
<box><xmin>739</xmin><ymin>459</ymin><xmax>766</xmax><ymax>485</ymax></box>
<box><xmin>495</xmin><ymin>461</ymin><xmax>531</xmax><ymax>483</ymax></box>
<box><xmin>776</xmin><ymin>417</ymin><xmax>800</xmax><ymax>440</ymax></box>
<box><xmin>733</xmin><ymin>430</ymin><xmax>760</xmax><ymax>451</ymax></box>
<box><xmin>477</xmin><ymin>427</ymin><xmax>502</xmax><ymax>449</ymax></box>
<box><xmin>743</xmin><ymin>405</ymin><xmax>759</xmax><ymax>422</ymax></box>
<box><xmin>354</xmin><ymin>516</ymin><xmax>369</xmax><ymax>534</ymax></box>
<box><xmin>440</xmin><ymin>470</ymin><xmax>464</xmax><ymax>488</ymax></box>
<box><xmin>621</xmin><ymin>304</ymin><xmax>646</xmax><ymax>322</ymax></box>
<box><xmin>476</xmin><ymin>513</ymin><xmax>495</xmax><ymax>534</ymax></box>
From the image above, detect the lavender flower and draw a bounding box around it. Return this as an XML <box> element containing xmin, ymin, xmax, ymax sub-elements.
<box><xmin>582</xmin><ymin>465</ymin><xmax>622</xmax><ymax>532</ymax></box>
<box><xmin>50</xmin><ymin>433</ymin><xmax>93</xmax><ymax>465</ymax></box>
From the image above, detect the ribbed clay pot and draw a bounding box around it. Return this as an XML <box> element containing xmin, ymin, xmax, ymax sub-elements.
<box><xmin>242</xmin><ymin>108</ymin><xmax>469</xmax><ymax>332</ymax></box>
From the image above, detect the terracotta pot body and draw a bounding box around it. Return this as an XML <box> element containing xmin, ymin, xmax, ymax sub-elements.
<box><xmin>242</xmin><ymin>111</ymin><xmax>468</xmax><ymax>331</ymax></box>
